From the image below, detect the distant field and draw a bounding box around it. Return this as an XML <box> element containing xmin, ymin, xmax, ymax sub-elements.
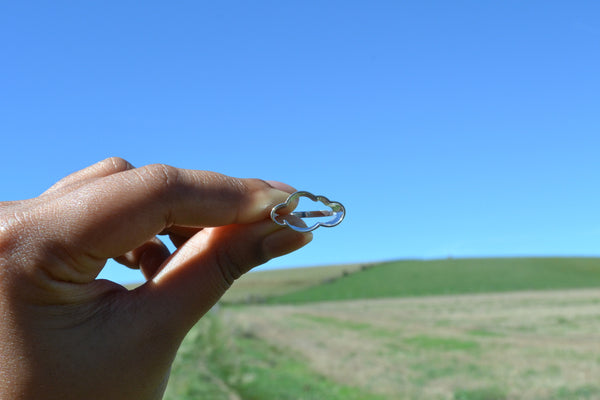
<box><xmin>221</xmin><ymin>262</ymin><xmax>369</xmax><ymax>303</ymax></box>
<box><xmin>166</xmin><ymin>289</ymin><xmax>600</xmax><ymax>399</ymax></box>
<box><xmin>267</xmin><ymin>257</ymin><xmax>600</xmax><ymax>303</ymax></box>
<box><xmin>163</xmin><ymin>258</ymin><xmax>600</xmax><ymax>399</ymax></box>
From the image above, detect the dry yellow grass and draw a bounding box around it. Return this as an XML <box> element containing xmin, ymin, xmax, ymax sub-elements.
<box><xmin>220</xmin><ymin>262</ymin><xmax>370</xmax><ymax>303</ymax></box>
<box><xmin>224</xmin><ymin>288</ymin><xmax>600</xmax><ymax>399</ymax></box>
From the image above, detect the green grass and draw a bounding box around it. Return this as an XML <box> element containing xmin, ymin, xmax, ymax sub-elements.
<box><xmin>552</xmin><ymin>385</ymin><xmax>600</xmax><ymax>399</ymax></box>
<box><xmin>295</xmin><ymin>314</ymin><xmax>373</xmax><ymax>331</ymax></box>
<box><xmin>467</xmin><ymin>329</ymin><xmax>505</xmax><ymax>338</ymax></box>
<box><xmin>405</xmin><ymin>335</ymin><xmax>480</xmax><ymax>352</ymax></box>
<box><xmin>165</xmin><ymin>313</ymin><xmax>235</xmax><ymax>400</ymax></box>
<box><xmin>164</xmin><ymin>311</ymin><xmax>387</xmax><ymax>400</ymax></box>
<box><xmin>453</xmin><ymin>386</ymin><xmax>508</xmax><ymax>400</ymax></box>
<box><xmin>267</xmin><ymin>257</ymin><xmax>600</xmax><ymax>304</ymax></box>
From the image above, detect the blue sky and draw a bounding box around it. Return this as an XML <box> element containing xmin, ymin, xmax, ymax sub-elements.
<box><xmin>1</xmin><ymin>1</ymin><xmax>599</xmax><ymax>284</ymax></box>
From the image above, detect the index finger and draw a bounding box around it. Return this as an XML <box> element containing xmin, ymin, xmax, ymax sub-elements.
<box><xmin>33</xmin><ymin>164</ymin><xmax>290</xmax><ymax>279</ymax></box>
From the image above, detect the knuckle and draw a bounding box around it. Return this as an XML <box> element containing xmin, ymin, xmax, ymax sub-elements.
<box><xmin>206</xmin><ymin>172</ymin><xmax>247</xmax><ymax>195</ymax></box>
<box><xmin>136</xmin><ymin>163</ymin><xmax>180</xmax><ymax>194</ymax></box>
<box><xmin>0</xmin><ymin>214</ymin><xmax>20</xmax><ymax>255</ymax></box>
<box><xmin>103</xmin><ymin>156</ymin><xmax>133</xmax><ymax>173</ymax></box>
<box><xmin>0</xmin><ymin>208</ymin><xmax>41</xmax><ymax>272</ymax></box>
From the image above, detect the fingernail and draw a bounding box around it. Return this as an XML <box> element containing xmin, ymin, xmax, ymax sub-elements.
<box><xmin>264</xmin><ymin>188</ymin><xmax>291</xmax><ymax>210</ymax></box>
<box><xmin>266</xmin><ymin>180</ymin><xmax>296</xmax><ymax>194</ymax></box>
<box><xmin>240</xmin><ymin>187</ymin><xmax>290</xmax><ymax>223</ymax></box>
<box><xmin>263</xmin><ymin>229</ymin><xmax>313</xmax><ymax>260</ymax></box>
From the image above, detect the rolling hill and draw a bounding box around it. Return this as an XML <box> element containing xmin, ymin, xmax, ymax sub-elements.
<box><xmin>264</xmin><ymin>257</ymin><xmax>600</xmax><ymax>304</ymax></box>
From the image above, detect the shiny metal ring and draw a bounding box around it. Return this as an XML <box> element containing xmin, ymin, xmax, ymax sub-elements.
<box><xmin>270</xmin><ymin>191</ymin><xmax>345</xmax><ymax>232</ymax></box>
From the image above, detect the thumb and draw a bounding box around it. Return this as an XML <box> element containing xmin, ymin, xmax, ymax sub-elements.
<box><xmin>134</xmin><ymin>220</ymin><xmax>312</xmax><ymax>334</ymax></box>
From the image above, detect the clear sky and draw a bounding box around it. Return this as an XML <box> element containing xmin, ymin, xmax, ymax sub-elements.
<box><xmin>1</xmin><ymin>1</ymin><xmax>599</xmax><ymax>284</ymax></box>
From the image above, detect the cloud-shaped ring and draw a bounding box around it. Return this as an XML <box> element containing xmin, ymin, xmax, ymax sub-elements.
<box><xmin>270</xmin><ymin>191</ymin><xmax>345</xmax><ymax>232</ymax></box>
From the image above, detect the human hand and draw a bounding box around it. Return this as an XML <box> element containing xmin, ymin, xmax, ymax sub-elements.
<box><xmin>0</xmin><ymin>158</ymin><xmax>312</xmax><ymax>400</ymax></box>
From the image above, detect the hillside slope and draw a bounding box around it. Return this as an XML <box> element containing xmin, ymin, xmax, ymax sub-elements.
<box><xmin>267</xmin><ymin>257</ymin><xmax>600</xmax><ymax>304</ymax></box>
<box><xmin>221</xmin><ymin>262</ymin><xmax>368</xmax><ymax>303</ymax></box>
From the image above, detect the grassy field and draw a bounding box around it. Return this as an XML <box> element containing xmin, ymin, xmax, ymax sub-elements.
<box><xmin>268</xmin><ymin>257</ymin><xmax>600</xmax><ymax>303</ymax></box>
<box><xmin>221</xmin><ymin>262</ymin><xmax>369</xmax><ymax>303</ymax></box>
<box><xmin>165</xmin><ymin>310</ymin><xmax>387</xmax><ymax>400</ymax></box>
<box><xmin>163</xmin><ymin>258</ymin><xmax>600</xmax><ymax>399</ymax></box>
